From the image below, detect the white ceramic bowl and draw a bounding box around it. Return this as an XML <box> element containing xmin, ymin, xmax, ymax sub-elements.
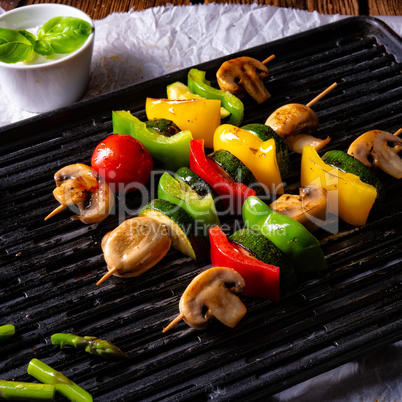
<box><xmin>0</xmin><ymin>4</ymin><xmax>94</xmax><ymax>113</ymax></box>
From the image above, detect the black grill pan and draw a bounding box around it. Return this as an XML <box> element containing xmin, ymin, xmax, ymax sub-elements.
<box><xmin>0</xmin><ymin>16</ymin><xmax>401</xmax><ymax>401</ymax></box>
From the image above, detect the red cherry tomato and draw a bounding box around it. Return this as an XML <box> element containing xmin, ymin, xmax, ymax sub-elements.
<box><xmin>91</xmin><ymin>134</ymin><xmax>153</xmax><ymax>193</ymax></box>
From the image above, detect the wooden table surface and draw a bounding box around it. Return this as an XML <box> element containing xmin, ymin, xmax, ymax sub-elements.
<box><xmin>1</xmin><ymin>0</ymin><xmax>401</xmax><ymax>20</ymax></box>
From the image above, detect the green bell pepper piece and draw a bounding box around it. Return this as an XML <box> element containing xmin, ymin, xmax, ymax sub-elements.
<box><xmin>112</xmin><ymin>110</ymin><xmax>192</xmax><ymax>171</ymax></box>
<box><xmin>242</xmin><ymin>196</ymin><xmax>327</xmax><ymax>273</ymax></box>
<box><xmin>158</xmin><ymin>172</ymin><xmax>220</xmax><ymax>235</ymax></box>
<box><xmin>187</xmin><ymin>68</ymin><xmax>244</xmax><ymax>126</ymax></box>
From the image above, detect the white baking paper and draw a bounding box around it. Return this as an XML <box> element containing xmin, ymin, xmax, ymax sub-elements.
<box><xmin>0</xmin><ymin>3</ymin><xmax>400</xmax><ymax>401</ymax></box>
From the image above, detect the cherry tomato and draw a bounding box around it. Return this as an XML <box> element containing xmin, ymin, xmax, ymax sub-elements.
<box><xmin>91</xmin><ymin>134</ymin><xmax>153</xmax><ymax>193</ymax></box>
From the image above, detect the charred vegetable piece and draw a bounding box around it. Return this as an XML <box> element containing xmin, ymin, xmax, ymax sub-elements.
<box><xmin>163</xmin><ymin>267</ymin><xmax>246</xmax><ymax>332</ymax></box>
<box><xmin>51</xmin><ymin>333</ymin><xmax>127</xmax><ymax>359</ymax></box>
<box><xmin>139</xmin><ymin>199</ymin><xmax>207</xmax><ymax>260</ymax></box>
<box><xmin>167</xmin><ymin>81</ymin><xmax>231</xmax><ymax>119</ymax></box>
<box><xmin>112</xmin><ymin>110</ymin><xmax>192</xmax><ymax>171</ymax></box>
<box><xmin>228</xmin><ymin>228</ymin><xmax>297</xmax><ymax>292</ymax></box>
<box><xmin>97</xmin><ymin>216</ymin><xmax>172</xmax><ymax>285</ymax></box>
<box><xmin>189</xmin><ymin>139</ymin><xmax>256</xmax><ymax>215</ymax></box>
<box><xmin>187</xmin><ymin>68</ymin><xmax>244</xmax><ymax>126</ymax></box>
<box><xmin>243</xmin><ymin>196</ymin><xmax>327</xmax><ymax>273</ymax></box>
<box><xmin>209</xmin><ymin>148</ymin><xmax>265</xmax><ymax>196</ymax></box>
<box><xmin>158</xmin><ymin>172</ymin><xmax>220</xmax><ymax>232</ymax></box>
<box><xmin>209</xmin><ymin>226</ymin><xmax>281</xmax><ymax>302</ymax></box>
<box><xmin>241</xmin><ymin>123</ymin><xmax>291</xmax><ymax>178</ymax></box>
<box><xmin>0</xmin><ymin>381</ymin><xmax>55</xmax><ymax>401</ymax></box>
<box><xmin>348</xmin><ymin>129</ymin><xmax>402</xmax><ymax>179</ymax></box>
<box><xmin>301</xmin><ymin>145</ymin><xmax>377</xmax><ymax>226</ymax></box>
<box><xmin>175</xmin><ymin>167</ymin><xmax>225</xmax><ymax>213</ymax></box>
<box><xmin>145</xmin><ymin>118</ymin><xmax>181</xmax><ymax>137</ymax></box>
<box><xmin>213</xmin><ymin>124</ymin><xmax>283</xmax><ymax>195</ymax></box>
<box><xmin>322</xmin><ymin>149</ymin><xmax>384</xmax><ymax>203</ymax></box>
<box><xmin>45</xmin><ymin>163</ymin><xmax>114</xmax><ymax>224</ymax></box>
<box><xmin>216</xmin><ymin>56</ymin><xmax>271</xmax><ymax>104</ymax></box>
<box><xmin>146</xmin><ymin>97</ymin><xmax>221</xmax><ymax>148</ymax></box>
<box><xmin>27</xmin><ymin>359</ymin><xmax>92</xmax><ymax>402</ymax></box>
<box><xmin>270</xmin><ymin>185</ymin><xmax>328</xmax><ymax>232</ymax></box>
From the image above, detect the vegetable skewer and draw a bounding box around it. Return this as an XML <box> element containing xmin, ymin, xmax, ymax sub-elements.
<box><xmin>265</xmin><ymin>83</ymin><xmax>337</xmax><ymax>154</ymax></box>
<box><xmin>51</xmin><ymin>333</ymin><xmax>128</xmax><ymax>358</ymax></box>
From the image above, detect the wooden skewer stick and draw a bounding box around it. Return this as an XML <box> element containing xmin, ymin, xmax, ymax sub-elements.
<box><xmin>96</xmin><ymin>267</ymin><xmax>118</xmax><ymax>286</ymax></box>
<box><xmin>162</xmin><ymin>313</ymin><xmax>184</xmax><ymax>333</ymax></box>
<box><xmin>262</xmin><ymin>54</ymin><xmax>275</xmax><ymax>65</ymax></box>
<box><xmin>393</xmin><ymin>128</ymin><xmax>402</xmax><ymax>136</ymax></box>
<box><xmin>306</xmin><ymin>82</ymin><xmax>338</xmax><ymax>108</ymax></box>
<box><xmin>44</xmin><ymin>204</ymin><xmax>67</xmax><ymax>221</ymax></box>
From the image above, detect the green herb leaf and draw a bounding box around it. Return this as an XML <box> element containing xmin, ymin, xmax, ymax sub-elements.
<box><xmin>37</xmin><ymin>16</ymin><xmax>93</xmax><ymax>54</ymax></box>
<box><xmin>34</xmin><ymin>39</ymin><xmax>55</xmax><ymax>57</ymax></box>
<box><xmin>18</xmin><ymin>29</ymin><xmax>37</xmax><ymax>45</ymax></box>
<box><xmin>0</xmin><ymin>28</ymin><xmax>34</xmax><ymax>63</ymax></box>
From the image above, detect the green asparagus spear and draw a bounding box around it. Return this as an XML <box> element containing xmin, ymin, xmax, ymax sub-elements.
<box><xmin>0</xmin><ymin>325</ymin><xmax>15</xmax><ymax>342</ymax></box>
<box><xmin>51</xmin><ymin>333</ymin><xmax>128</xmax><ymax>359</ymax></box>
<box><xmin>0</xmin><ymin>381</ymin><xmax>55</xmax><ymax>400</ymax></box>
<box><xmin>27</xmin><ymin>359</ymin><xmax>93</xmax><ymax>402</ymax></box>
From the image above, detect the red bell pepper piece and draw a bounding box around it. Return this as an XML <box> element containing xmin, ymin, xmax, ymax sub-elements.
<box><xmin>209</xmin><ymin>225</ymin><xmax>280</xmax><ymax>302</ymax></box>
<box><xmin>189</xmin><ymin>139</ymin><xmax>256</xmax><ymax>215</ymax></box>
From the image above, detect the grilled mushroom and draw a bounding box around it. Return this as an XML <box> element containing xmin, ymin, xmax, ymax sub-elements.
<box><xmin>163</xmin><ymin>267</ymin><xmax>246</xmax><ymax>332</ymax></box>
<box><xmin>216</xmin><ymin>56</ymin><xmax>271</xmax><ymax>104</ymax></box>
<box><xmin>97</xmin><ymin>216</ymin><xmax>172</xmax><ymax>285</ymax></box>
<box><xmin>265</xmin><ymin>103</ymin><xmax>330</xmax><ymax>154</ymax></box>
<box><xmin>270</xmin><ymin>185</ymin><xmax>328</xmax><ymax>232</ymax></box>
<box><xmin>45</xmin><ymin>163</ymin><xmax>114</xmax><ymax>224</ymax></box>
<box><xmin>347</xmin><ymin>129</ymin><xmax>402</xmax><ymax>179</ymax></box>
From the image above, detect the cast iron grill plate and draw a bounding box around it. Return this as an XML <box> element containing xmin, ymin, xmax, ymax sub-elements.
<box><xmin>0</xmin><ymin>16</ymin><xmax>401</xmax><ymax>401</ymax></box>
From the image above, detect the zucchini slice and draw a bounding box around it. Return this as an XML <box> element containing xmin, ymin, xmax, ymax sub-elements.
<box><xmin>241</xmin><ymin>123</ymin><xmax>291</xmax><ymax>178</ymax></box>
<box><xmin>145</xmin><ymin>118</ymin><xmax>181</xmax><ymax>137</ymax></box>
<box><xmin>139</xmin><ymin>199</ymin><xmax>207</xmax><ymax>260</ymax></box>
<box><xmin>175</xmin><ymin>167</ymin><xmax>225</xmax><ymax>213</ymax></box>
<box><xmin>322</xmin><ymin>150</ymin><xmax>384</xmax><ymax>202</ymax></box>
<box><xmin>229</xmin><ymin>228</ymin><xmax>297</xmax><ymax>291</ymax></box>
<box><xmin>209</xmin><ymin>149</ymin><xmax>265</xmax><ymax>195</ymax></box>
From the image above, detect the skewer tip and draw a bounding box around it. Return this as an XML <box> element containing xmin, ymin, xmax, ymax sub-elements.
<box><xmin>262</xmin><ymin>54</ymin><xmax>275</xmax><ymax>65</ymax></box>
<box><xmin>44</xmin><ymin>204</ymin><xmax>67</xmax><ymax>221</ymax></box>
<box><xmin>306</xmin><ymin>82</ymin><xmax>337</xmax><ymax>108</ymax></box>
<box><xmin>96</xmin><ymin>267</ymin><xmax>117</xmax><ymax>286</ymax></box>
<box><xmin>162</xmin><ymin>313</ymin><xmax>184</xmax><ymax>333</ymax></box>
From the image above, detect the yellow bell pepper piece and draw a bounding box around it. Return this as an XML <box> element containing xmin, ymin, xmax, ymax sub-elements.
<box><xmin>300</xmin><ymin>145</ymin><xmax>377</xmax><ymax>226</ymax></box>
<box><xmin>145</xmin><ymin>98</ymin><xmax>221</xmax><ymax>148</ymax></box>
<box><xmin>213</xmin><ymin>124</ymin><xmax>284</xmax><ymax>194</ymax></box>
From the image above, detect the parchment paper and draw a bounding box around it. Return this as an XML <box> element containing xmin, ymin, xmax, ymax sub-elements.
<box><xmin>0</xmin><ymin>3</ymin><xmax>401</xmax><ymax>401</ymax></box>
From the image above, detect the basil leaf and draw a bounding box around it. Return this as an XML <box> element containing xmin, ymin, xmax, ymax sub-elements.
<box><xmin>18</xmin><ymin>29</ymin><xmax>37</xmax><ymax>45</ymax></box>
<box><xmin>34</xmin><ymin>39</ymin><xmax>55</xmax><ymax>57</ymax></box>
<box><xmin>0</xmin><ymin>28</ymin><xmax>34</xmax><ymax>63</ymax></box>
<box><xmin>37</xmin><ymin>16</ymin><xmax>92</xmax><ymax>54</ymax></box>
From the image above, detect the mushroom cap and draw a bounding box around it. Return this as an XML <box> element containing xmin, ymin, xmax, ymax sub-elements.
<box><xmin>265</xmin><ymin>103</ymin><xmax>319</xmax><ymax>138</ymax></box>
<box><xmin>101</xmin><ymin>216</ymin><xmax>171</xmax><ymax>278</ymax></box>
<box><xmin>51</xmin><ymin>163</ymin><xmax>114</xmax><ymax>224</ymax></box>
<box><xmin>348</xmin><ymin>130</ymin><xmax>402</xmax><ymax>179</ymax></box>
<box><xmin>270</xmin><ymin>185</ymin><xmax>328</xmax><ymax>231</ymax></box>
<box><xmin>179</xmin><ymin>267</ymin><xmax>246</xmax><ymax>330</ymax></box>
<box><xmin>216</xmin><ymin>56</ymin><xmax>271</xmax><ymax>104</ymax></box>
